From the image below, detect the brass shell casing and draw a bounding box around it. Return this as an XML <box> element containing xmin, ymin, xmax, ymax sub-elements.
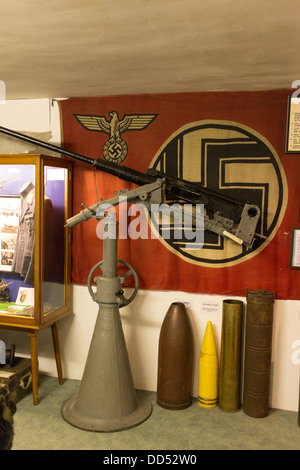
<box><xmin>218</xmin><ymin>299</ymin><xmax>244</xmax><ymax>413</ymax></box>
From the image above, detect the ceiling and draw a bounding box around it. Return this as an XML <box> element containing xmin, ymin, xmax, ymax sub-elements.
<box><xmin>1</xmin><ymin>0</ymin><xmax>300</xmax><ymax>100</ymax></box>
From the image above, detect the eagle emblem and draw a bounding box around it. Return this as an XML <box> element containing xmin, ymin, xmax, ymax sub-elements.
<box><xmin>74</xmin><ymin>111</ymin><xmax>158</xmax><ymax>163</ymax></box>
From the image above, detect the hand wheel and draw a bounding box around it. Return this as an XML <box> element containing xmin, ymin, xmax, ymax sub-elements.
<box><xmin>87</xmin><ymin>258</ymin><xmax>139</xmax><ymax>308</ymax></box>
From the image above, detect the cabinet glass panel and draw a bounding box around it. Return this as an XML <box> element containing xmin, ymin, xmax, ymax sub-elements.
<box><xmin>0</xmin><ymin>164</ymin><xmax>35</xmax><ymax>318</ymax></box>
<box><xmin>43</xmin><ymin>165</ymin><xmax>67</xmax><ymax>315</ymax></box>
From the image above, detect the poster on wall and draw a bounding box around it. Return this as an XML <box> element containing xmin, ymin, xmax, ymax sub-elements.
<box><xmin>286</xmin><ymin>95</ymin><xmax>300</xmax><ymax>153</ymax></box>
<box><xmin>0</xmin><ymin>195</ymin><xmax>20</xmax><ymax>271</ymax></box>
<box><xmin>290</xmin><ymin>227</ymin><xmax>300</xmax><ymax>269</ymax></box>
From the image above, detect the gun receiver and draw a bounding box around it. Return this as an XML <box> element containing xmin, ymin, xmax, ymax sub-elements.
<box><xmin>0</xmin><ymin>126</ymin><xmax>261</xmax><ymax>247</ymax></box>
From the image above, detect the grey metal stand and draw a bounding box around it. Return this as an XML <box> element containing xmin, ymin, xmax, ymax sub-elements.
<box><xmin>61</xmin><ymin>216</ymin><xmax>152</xmax><ymax>431</ymax></box>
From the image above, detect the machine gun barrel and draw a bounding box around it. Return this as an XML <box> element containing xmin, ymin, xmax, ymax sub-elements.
<box><xmin>0</xmin><ymin>126</ymin><xmax>245</xmax><ymax>218</ymax></box>
<box><xmin>0</xmin><ymin>125</ymin><xmax>153</xmax><ymax>185</ymax></box>
<box><xmin>0</xmin><ymin>126</ymin><xmax>260</xmax><ymax>246</ymax></box>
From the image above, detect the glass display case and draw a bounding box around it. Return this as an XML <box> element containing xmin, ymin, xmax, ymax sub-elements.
<box><xmin>0</xmin><ymin>154</ymin><xmax>72</xmax><ymax>404</ymax></box>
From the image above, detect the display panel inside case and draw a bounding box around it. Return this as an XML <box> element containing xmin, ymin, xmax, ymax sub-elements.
<box><xmin>0</xmin><ymin>194</ymin><xmax>21</xmax><ymax>271</ymax></box>
<box><xmin>0</xmin><ymin>164</ymin><xmax>36</xmax><ymax>317</ymax></box>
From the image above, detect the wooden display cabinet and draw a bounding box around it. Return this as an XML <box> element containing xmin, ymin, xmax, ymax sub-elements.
<box><xmin>0</xmin><ymin>154</ymin><xmax>72</xmax><ymax>404</ymax></box>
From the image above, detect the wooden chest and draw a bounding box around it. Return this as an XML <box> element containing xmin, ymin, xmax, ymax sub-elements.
<box><xmin>0</xmin><ymin>357</ymin><xmax>32</xmax><ymax>404</ymax></box>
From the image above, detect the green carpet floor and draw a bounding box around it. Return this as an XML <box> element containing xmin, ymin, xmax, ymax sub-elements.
<box><xmin>11</xmin><ymin>375</ymin><xmax>300</xmax><ymax>451</ymax></box>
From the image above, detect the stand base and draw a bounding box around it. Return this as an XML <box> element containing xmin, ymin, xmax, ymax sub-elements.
<box><xmin>61</xmin><ymin>392</ymin><xmax>152</xmax><ymax>432</ymax></box>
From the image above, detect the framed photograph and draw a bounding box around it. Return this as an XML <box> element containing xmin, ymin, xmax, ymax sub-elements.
<box><xmin>289</xmin><ymin>227</ymin><xmax>300</xmax><ymax>269</ymax></box>
<box><xmin>286</xmin><ymin>95</ymin><xmax>300</xmax><ymax>153</ymax></box>
<box><xmin>0</xmin><ymin>195</ymin><xmax>20</xmax><ymax>271</ymax></box>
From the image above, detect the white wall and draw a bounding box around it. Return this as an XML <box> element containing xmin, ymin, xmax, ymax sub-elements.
<box><xmin>0</xmin><ymin>99</ymin><xmax>299</xmax><ymax>412</ymax></box>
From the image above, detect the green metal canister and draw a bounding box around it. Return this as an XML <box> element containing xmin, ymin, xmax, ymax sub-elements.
<box><xmin>218</xmin><ymin>299</ymin><xmax>244</xmax><ymax>412</ymax></box>
<box><xmin>243</xmin><ymin>289</ymin><xmax>274</xmax><ymax>418</ymax></box>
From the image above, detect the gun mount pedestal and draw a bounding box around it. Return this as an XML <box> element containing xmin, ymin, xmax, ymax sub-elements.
<box><xmin>61</xmin><ymin>216</ymin><xmax>152</xmax><ymax>432</ymax></box>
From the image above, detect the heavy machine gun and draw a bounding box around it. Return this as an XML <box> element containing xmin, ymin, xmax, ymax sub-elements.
<box><xmin>0</xmin><ymin>125</ymin><xmax>263</xmax><ymax>432</ymax></box>
<box><xmin>0</xmin><ymin>126</ymin><xmax>261</xmax><ymax>248</ymax></box>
